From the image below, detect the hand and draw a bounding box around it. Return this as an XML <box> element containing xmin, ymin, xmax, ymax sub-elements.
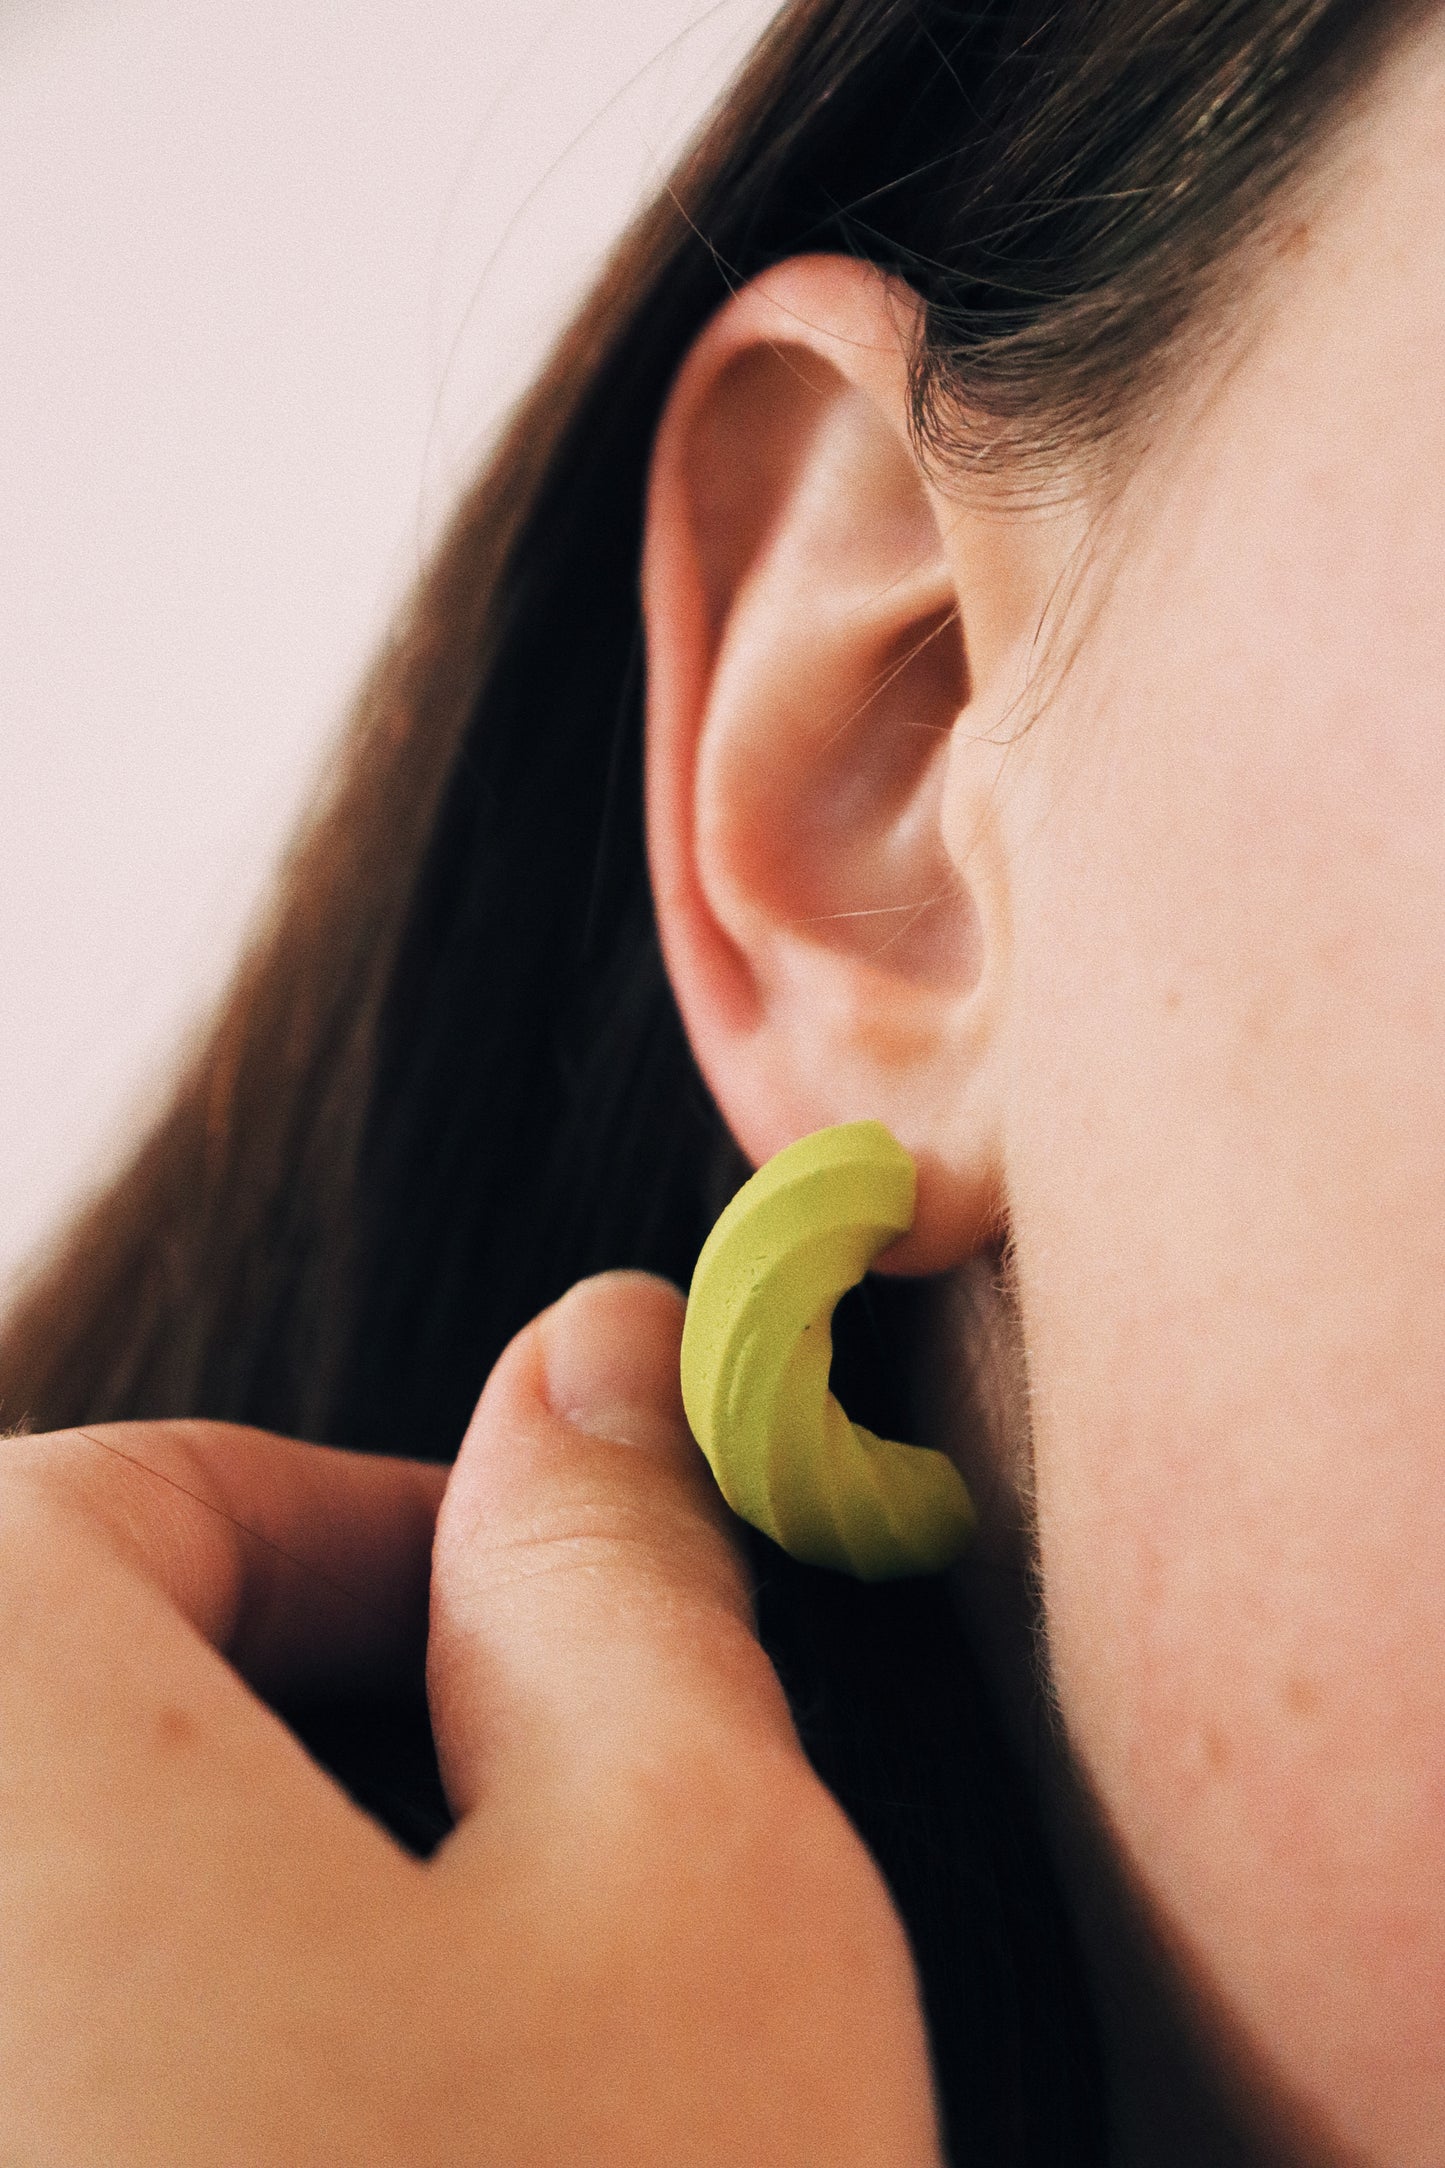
<box><xmin>0</xmin><ymin>1272</ymin><xmax>942</xmax><ymax>2164</ymax></box>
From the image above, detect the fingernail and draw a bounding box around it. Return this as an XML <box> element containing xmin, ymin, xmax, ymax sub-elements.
<box><xmin>539</xmin><ymin>1272</ymin><xmax>688</xmax><ymax>1449</ymax></box>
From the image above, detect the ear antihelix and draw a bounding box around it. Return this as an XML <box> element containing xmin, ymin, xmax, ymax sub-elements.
<box><xmin>680</xmin><ymin>1122</ymin><xmax>975</xmax><ymax>1580</ymax></box>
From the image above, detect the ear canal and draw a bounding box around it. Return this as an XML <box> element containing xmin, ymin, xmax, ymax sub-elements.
<box><xmin>680</xmin><ymin>1122</ymin><xmax>975</xmax><ymax>1580</ymax></box>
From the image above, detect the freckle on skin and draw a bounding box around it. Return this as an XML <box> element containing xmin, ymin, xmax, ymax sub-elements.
<box><xmin>1284</xmin><ymin>1675</ymin><xmax>1319</xmax><ymax>1718</ymax></box>
<box><xmin>1203</xmin><ymin>1725</ymin><xmax>1229</xmax><ymax>1773</ymax></box>
<box><xmin>154</xmin><ymin>1705</ymin><xmax>197</xmax><ymax>1750</ymax></box>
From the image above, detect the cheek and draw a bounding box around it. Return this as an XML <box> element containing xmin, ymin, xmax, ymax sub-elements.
<box><xmin>1002</xmin><ymin>441</ymin><xmax>1445</xmax><ymax>2147</ymax></box>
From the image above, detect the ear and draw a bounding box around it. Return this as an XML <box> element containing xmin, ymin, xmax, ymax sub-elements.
<box><xmin>643</xmin><ymin>254</ymin><xmax>1073</xmax><ymax>1274</ymax></box>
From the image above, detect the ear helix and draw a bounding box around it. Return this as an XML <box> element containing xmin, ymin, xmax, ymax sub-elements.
<box><xmin>680</xmin><ymin>1122</ymin><xmax>974</xmax><ymax>1580</ymax></box>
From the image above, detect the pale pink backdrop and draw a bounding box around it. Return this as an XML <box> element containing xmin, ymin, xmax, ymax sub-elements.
<box><xmin>0</xmin><ymin>0</ymin><xmax>779</xmax><ymax>1295</ymax></box>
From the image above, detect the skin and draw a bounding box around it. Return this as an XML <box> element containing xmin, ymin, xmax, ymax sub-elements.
<box><xmin>7</xmin><ymin>8</ymin><xmax>1443</xmax><ymax>2160</ymax></box>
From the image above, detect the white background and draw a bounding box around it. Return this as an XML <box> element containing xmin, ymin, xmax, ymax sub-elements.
<box><xmin>0</xmin><ymin>0</ymin><xmax>779</xmax><ymax>1296</ymax></box>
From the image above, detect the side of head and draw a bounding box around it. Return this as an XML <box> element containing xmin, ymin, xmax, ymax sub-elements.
<box><xmin>641</xmin><ymin>17</ymin><xmax>1445</xmax><ymax>2158</ymax></box>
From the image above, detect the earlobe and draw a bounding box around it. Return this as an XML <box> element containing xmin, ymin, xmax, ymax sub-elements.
<box><xmin>642</xmin><ymin>255</ymin><xmax>1054</xmax><ymax>1274</ymax></box>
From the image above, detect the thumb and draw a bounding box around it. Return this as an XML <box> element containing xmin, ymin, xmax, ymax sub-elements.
<box><xmin>427</xmin><ymin>1271</ymin><xmax>795</xmax><ymax>1822</ymax></box>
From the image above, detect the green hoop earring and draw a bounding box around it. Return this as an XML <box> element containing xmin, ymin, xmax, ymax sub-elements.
<box><xmin>680</xmin><ymin>1121</ymin><xmax>974</xmax><ymax>1580</ymax></box>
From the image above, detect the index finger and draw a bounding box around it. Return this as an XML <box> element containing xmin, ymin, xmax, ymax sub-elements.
<box><xmin>2</xmin><ymin>1419</ymin><xmax>448</xmax><ymax>1697</ymax></box>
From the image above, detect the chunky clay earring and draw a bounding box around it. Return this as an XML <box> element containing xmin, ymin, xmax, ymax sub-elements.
<box><xmin>680</xmin><ymin>1122</ymin><xmax>974</xmax><ymax>1580</ymax></box>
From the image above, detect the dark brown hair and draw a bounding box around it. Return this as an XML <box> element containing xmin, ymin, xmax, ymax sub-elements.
<box><xmin>0</xmin><ymin>1</ymin><xmax>1400</xmax><ymax>2157</ymax></box>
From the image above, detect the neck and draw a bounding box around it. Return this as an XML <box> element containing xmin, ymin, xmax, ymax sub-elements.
<box><xmin>918</xmin><ymin>1266</ymin><xmax>1274</xmax><ymax>2167</ymax></box>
